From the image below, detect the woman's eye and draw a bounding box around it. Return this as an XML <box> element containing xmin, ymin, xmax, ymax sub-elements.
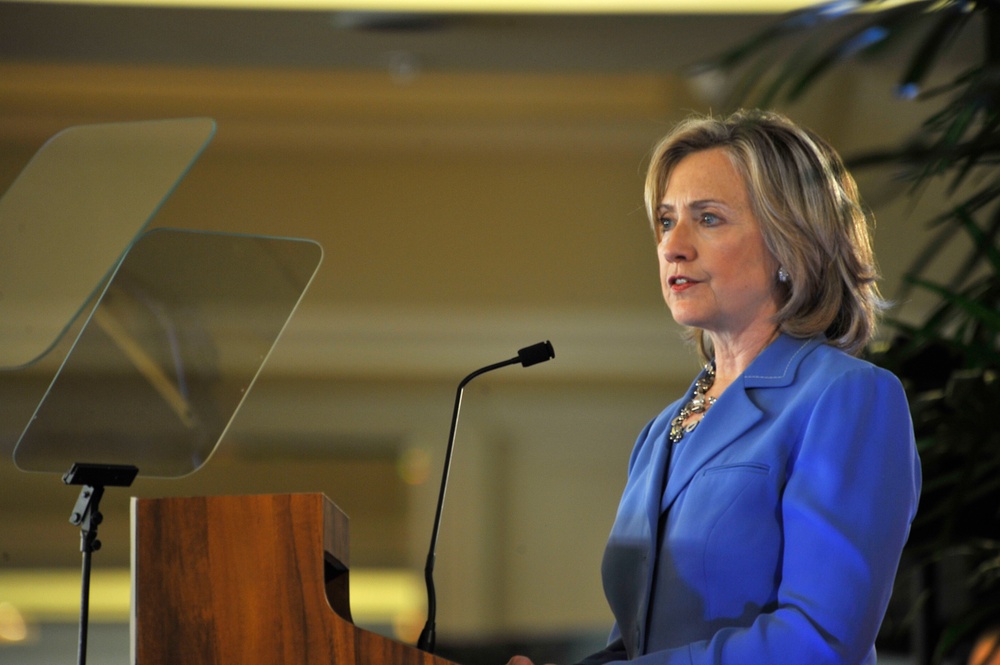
<box><xmin>700</xmin><ymin>213</ymin><xmax>719</xmax><ymax>226</ymax></box>
<box><xmin>658</xmin><ymin>217</ymin><xmax>675</xmax><ymax>232</ymax></box>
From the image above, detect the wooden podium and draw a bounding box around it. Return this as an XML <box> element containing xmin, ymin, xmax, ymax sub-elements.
<box><xmin>131</xmin><ymin>493</ymin><xmax>459</xmax><ymax>665</ymax></box>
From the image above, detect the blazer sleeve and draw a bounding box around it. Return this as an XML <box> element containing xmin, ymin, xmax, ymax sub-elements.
<box><xmin>602</xmin><ymin>365</ymin><xmax>921</xmax><ymax>665</ymax></box>
<box><xmin>571</xmin><ymin>637</ymin><xmax>629</xmax><ymax>665</ymax></box>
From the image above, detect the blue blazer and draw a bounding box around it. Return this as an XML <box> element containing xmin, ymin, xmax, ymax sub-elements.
<box><xmin>597</xmin><ymin>334</ymin><xmax>921</xmax><ymax>665</ymax></box>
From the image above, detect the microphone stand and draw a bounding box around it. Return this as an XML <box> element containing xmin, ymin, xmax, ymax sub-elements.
<box><xmin>417</xmin><ymin>341</ymin><xmax>554</xmax><ymax>654</ymax></box>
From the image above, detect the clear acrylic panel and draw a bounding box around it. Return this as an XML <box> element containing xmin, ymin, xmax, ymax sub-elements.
<box><xmin>12</xmin><ymin>227</ymin><xmax>323</xmax><ymax>478</ymax></box>
<box><xmin>0</xmin><ymin>118</ymin><xmax>216</xmax><ymax>369</ymax></box>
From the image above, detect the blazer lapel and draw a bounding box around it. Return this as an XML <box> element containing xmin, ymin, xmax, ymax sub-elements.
<box><xmin>659</xmin><ymin>335</ymin><xmax>820</xmax><ymax>514</ymax></box>
<box><xmin>660</xmin><ymin>388</ymin><xmax>762</xmax><ymax>513</ymax></box>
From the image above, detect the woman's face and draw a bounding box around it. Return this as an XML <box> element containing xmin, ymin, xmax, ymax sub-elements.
<box><xmin>656</xmin><ymin>147</ymin><xmax>780</xmax><ymax>340</ymax></box>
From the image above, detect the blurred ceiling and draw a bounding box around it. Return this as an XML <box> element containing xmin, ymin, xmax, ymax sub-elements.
<box><xmin>0</xmin><ymin>3</ymin><xmax>777</xmax><ymax>72</ymax></box>
<box><xmin>7</xmin><ymin>0</ymin><xmax>822</xmax><ymax>12</ymax></box>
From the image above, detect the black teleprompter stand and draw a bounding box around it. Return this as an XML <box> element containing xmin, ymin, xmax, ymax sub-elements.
<box><xmin>63</xmin><ymin>463</ymin><xmax>139</xmax><ymax>665</ymax></box>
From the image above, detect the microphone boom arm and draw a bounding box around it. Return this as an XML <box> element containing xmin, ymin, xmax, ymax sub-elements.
<box><xmin>416</xmin><ymin>341</ymin><xmax>554</xmax><ymax>653</ymax></box>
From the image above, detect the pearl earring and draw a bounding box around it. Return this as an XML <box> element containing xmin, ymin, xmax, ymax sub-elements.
<box><xmin>777</xmin><ymin>267</ymin><xmax>790</xmax><ymax>283</ymax></box>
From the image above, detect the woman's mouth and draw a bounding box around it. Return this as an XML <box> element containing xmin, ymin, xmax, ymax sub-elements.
<box><xmin>668</xmin><ymin>276</ymin><xmax>696</xmax><ymax>289</ymax></box>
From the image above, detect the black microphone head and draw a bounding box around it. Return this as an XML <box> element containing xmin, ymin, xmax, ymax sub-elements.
<box><xmin>517</xmin><ymin>340</ymin><xmax>555</xmax><ymax>367</ymax></box>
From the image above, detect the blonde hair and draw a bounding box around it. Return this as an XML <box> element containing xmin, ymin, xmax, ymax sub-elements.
<box><xmin>645</xmin><ymin>109</ymin><xmax>885</xmax><ymax>358</ymax></box>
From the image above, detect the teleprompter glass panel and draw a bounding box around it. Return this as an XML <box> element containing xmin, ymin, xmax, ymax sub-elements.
<box><xmin>0</xmin><ymin>118</ymin><xmax>216</xmax><ymax>369</ymax></box>
<box><xmin>13</xmin><ymin>228</ymin><xmax>323</xmax><ymax>478</ymax></box>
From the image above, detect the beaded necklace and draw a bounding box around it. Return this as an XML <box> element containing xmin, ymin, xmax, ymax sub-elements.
<box><xmin>668</xmin><ymin>362</ymin><xmax>716</xmax><ymax>443</ymax></box>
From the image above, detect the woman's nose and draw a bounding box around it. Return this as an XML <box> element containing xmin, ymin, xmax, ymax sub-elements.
<box><xmin>660</xmin><ymin>219</ymin><xmax>694</xmax><ymax>263</ymax></box>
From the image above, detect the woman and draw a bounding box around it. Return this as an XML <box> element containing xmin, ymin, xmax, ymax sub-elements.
<box><xmin>509</xmin><ymin>110</ymin><xmax>921</xmax><ymax>664</ymax></box>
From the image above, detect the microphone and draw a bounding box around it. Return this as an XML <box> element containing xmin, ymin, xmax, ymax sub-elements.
<box><xmin>416</xmin><ymin>341</ymin><xmax>555</xmax><ymax>654</ymax></box>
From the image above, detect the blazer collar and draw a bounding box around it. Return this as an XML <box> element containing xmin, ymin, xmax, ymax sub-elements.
<box><xmin>659</xmin><ymin>334</ymin><xmax>823</xmax><ymax>513</ymax></box>
<box><xmin>741</xmin><ymin>333</ymin><xmax>824</xmax><ymax>389</ymax></box>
